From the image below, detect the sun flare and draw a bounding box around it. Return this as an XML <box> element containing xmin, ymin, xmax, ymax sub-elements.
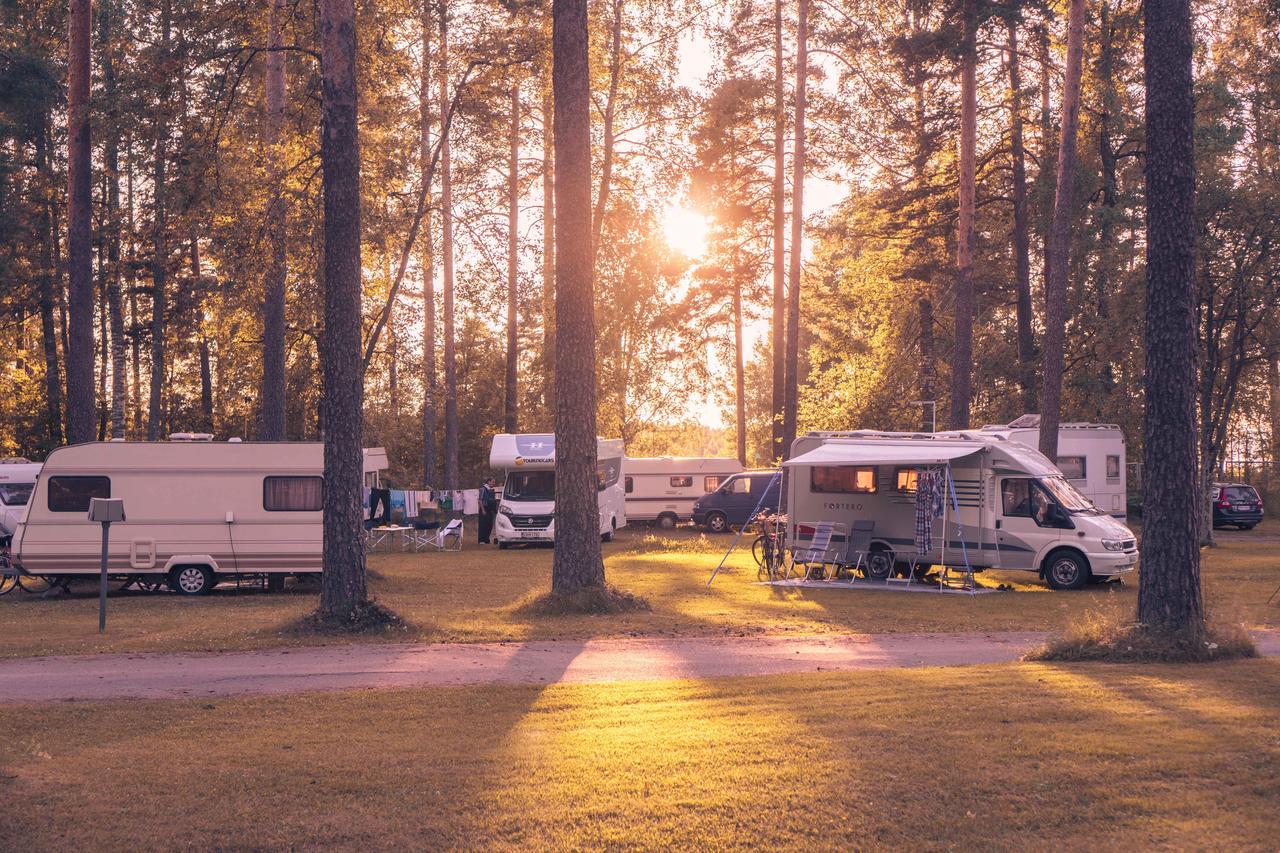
<box><xmin>661</xmin><ymin>206</ymin><xmax>710</xmax><ymax>259</ymax></box>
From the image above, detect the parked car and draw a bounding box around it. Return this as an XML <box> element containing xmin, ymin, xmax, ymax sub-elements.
<box><xmin>691</xmin><ymin>470</ymin><xmax>781</xmax><ymax>533</ymax></box>
<box><xmin>1210</xmin><ymin>482</ymin><xmax>1264</xmax><ymax>530</ymax></box>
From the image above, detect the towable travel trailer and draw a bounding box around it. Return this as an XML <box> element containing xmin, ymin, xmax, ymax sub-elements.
<box><xmin>623</xmin><ymin>457</ymin><xmax>744</xmax><ymax>528</ymax></box>
<box><xmin>11</xmin><ymin>440</ymin><xmax>389</xmax><ymax>595</ymax></box>
<box><xmin>784</xmin><ymin>431</ymin><xmax>1138</xmax><ymax>589</ymax></box>
<box><xmin>969</xmin><ymin>416</ymin><xmax>1127</xmax><ymax>518</ymax></box>
<box><xmin>490</xmin><ymin>434</ymin><xmax>626</xmax><ymax>547</ymax></box>
<box><xmin>0</xmin><ymin>459</ymin><xmax>41</xmax><ymax>543</ymax></box>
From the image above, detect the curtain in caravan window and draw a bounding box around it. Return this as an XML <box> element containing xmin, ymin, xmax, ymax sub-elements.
<box><xmin>263</xmin><ymin>476</ymin><xmax>324</xmax><ymax>511</ymax></box>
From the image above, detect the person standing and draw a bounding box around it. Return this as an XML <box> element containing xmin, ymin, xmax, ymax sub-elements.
<box><xmin>478</xmin><ymin>477</ymin><xmax>499</xmax><ymax>544</ymax></box>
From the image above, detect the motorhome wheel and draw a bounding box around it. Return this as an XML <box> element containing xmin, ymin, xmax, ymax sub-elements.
<box><xmin>1044</xmin><ymin>551</ymin><xmax>1090</xmax><ymax>590</ymax></box>
<box><xmin>863</xmin><ymin>548</ymin><xmax>893</xmax><ymax>581</ymax></box>
<box><xmin>266</xmin><ymin>573</ymin><xmax>286</xmax><ymax>593</ymax></box>
<box><xmin>656</xmin><ymin>513</ymin><xmax>677</xmax><ymax>530</ymax></box>
<box><xmin>602</xmin><ymin>518</ymin><xmax>617</xmax><ymax>542</ymax></box>
<box><xmin>705</xmin><ymin>511</ymin><xmax>728</xmax><ymax>533</ymax></box>
<box><xmin>169</xmin><ymin>564</ymin><xmax>214</xmax><ymax>596</ymax></box>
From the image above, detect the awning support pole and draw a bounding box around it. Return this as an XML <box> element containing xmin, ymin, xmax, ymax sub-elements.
<box><xmin>707</xmin><ymin>469</ymin><xmax>783</xmax><ymax>587</ymax></box>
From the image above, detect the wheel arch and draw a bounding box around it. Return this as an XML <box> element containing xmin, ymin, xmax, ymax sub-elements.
<box><xmin>1039</xmin><ymin>545</ymin><xmax>1091</xmax><ymax>578</ymax></box>
<box><xmin>163</xmin><ymin>554</ymin><xmax>220</xmax><ymax>574</ymax></box>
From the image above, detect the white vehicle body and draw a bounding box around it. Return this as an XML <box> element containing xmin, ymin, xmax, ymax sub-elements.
<box><xmin>785</xmin><ymin>430</ymin><xmax>1138</xmax><ymax>589</ymax></box>
<box><xmin>0</xmin><ymin>460</ymin><xmax>41</xmax><ymax>539</ymax></box>
<box><xmin>12</xmin><ymin>441</ymin><xmax>388</xmax><ymax>592</ymax></box>
<box><xmin>490</xmin><ymin>434</ymin><xmax>626</xmax><ymax>546</ymax></box>
<box><xmin>623</xmin><ymin>457</ymin><xmax>743</xmax><ymax>527</ymax></box>
<box><xmin>969</xmin><ymin>417</ymin><xmax>1127</xmax><ymax>518</ymax></box>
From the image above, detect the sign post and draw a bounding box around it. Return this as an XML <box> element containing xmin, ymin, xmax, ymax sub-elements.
<box><xmin>88</xmin><ymin>498</ymin><xmax>125</xmax><ymax>633</ymax></box>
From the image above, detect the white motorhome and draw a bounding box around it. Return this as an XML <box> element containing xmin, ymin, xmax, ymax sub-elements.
<box><xmin>784</xmin><ymin>430</ymin><xmax>1138</xmax><ymax>589</ymax></box>
<box><xmin>970</xmin><ymin>415</ymin><xmax>1127</xmax><ymax>518</ymax></box>
<box><xmin>490</xmin><ymin>434</ymin><xmax>626</xmax><ymax>547</ymax></box>
<box><xmin>12</xmin><ymin>440</ymin><xmax>389</xmax><ymax>595</ymax></box>
<box><xmin>0</xmin><ymin>459</ymin><xmax>41</xmax><ymax>542</ymax></box>
<box><xmin>623</xmin><ymin>457</ymin><xmax>743</xmax><ymax>528</ymax></box>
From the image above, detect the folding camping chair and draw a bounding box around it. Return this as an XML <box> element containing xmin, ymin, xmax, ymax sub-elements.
<box><xmin>839</xmin><ymin>520</ymin><xmax>876</xmax><ymax>580</ymax></box>
<box><xmin>432</xmin><ymin>517</ymin><xmax>464</xmax><ymax>551</ymax></box>
<box><xmin>407</xmin><ymin>508</ymin><xmax>442</xmax><ymax>552</ymax></box>
<box><xmin>791</xmin><ymin>521</ymin><xmax>843</xmax><ymax>580</ymax></box>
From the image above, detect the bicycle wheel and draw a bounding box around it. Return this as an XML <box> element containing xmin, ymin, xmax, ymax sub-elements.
<box><xmin>0</xmin><ymin>573</ymin><xmax>16</xmax><ymax>596</ymax></box>
<box><xmin>751</xmin><ymin>535</ymin><xmax>767</xmax><ymax>567</ymax></box>
<box><xmin>17</xmin><ymin>574</ymin><xmax>53</xmax><ymax>594</ymax></box>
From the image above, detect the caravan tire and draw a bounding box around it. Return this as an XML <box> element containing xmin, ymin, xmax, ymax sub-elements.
<box><xmin>1044</xmin><ymin>551</ymin><xmax>1090</xmax><ymax>591</ymax></box>
<box><xmin>656</xmin><ymin>513</ymin><xmax>678</xmax><ymax>530</ymax></box>
<box><xmin>705</xmin><ymin>512</ymin><xmax>729</xmax><ymax>534</ymax></box>
<box><xmin>863</xmin><ymin>548</ymin><xmax>894</xmax><ymax>582</ymax></box>
<box><xmin>266</xmin><ymin>573</ymin><xmax>286</xmax><ymax>593</ymax></box>
<box><xmin>169</xmin><ymin>564</ymin><xmax>214</xmax><ymax>596</ymax></box>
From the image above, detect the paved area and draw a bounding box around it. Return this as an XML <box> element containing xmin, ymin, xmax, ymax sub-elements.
<box><xmin>1</xmin><ymin>630</ymin><xmax>1274</xmax><ymax>704</ymax></box>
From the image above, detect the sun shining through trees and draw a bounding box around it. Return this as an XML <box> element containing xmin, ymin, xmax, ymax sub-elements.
<box><xmin>661</xmin><ymin>206</ymin><xmax>711</xmax><ymax>260</ymax></box>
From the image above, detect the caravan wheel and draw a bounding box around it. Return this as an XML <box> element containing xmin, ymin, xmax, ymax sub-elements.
<box><xmin>862</xmin><ymin>548</ymin><xmax>894</xmax><ymax>581</ymax></box>
<box><xmin>169</xmin><ymin>565</ymin><xmax>214</xmax><ymax>596</ymax></box>
<box><xmin>656</xmin><ymin>513</ymin><xmax>678</xmax><ymax>530</ymax></box>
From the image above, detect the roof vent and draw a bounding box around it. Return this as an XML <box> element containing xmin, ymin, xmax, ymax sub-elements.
<box><xmin>0</xmin><ymin>457</ymin><xmax>33</xmax><ymax>464</ymax></box>
<box><xmin>1008</xmin><ymin>414</ymin><xmax>1041</xmax><ymax>428</ymax></box>
<box><xmin>169</xmin><ymin>433</ymin><xmax>214</xmax><ymax>442</ymax></box>
<box><xmin>228</xmin><ymin>437</ymin><xmax>243</xmax><ymax>443</ymax></box>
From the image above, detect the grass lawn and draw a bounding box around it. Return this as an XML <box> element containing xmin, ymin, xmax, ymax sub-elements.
<box><xmin>1</xmin><ymin>659</ymin><xmax>1278</xmax><ymax>848</ymax></box>
<box><xmin>1</xmin><ymin>521</ymin><xmax>1276</xmax><ymax>659</ymax></box>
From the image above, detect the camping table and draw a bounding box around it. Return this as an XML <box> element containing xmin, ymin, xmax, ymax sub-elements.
<box><xmin>367</xmin><ymin>525</ymin><xmax>414</xmax><ymax>552</ymax></box>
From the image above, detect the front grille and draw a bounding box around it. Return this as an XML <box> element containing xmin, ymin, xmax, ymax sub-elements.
<box><xmin>510</xmin><ymin>514</ymin><xmax>553</xmax><ymax>530</ymax></box>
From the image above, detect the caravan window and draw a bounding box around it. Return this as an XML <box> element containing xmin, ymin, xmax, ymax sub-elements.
<box><xmin>263</xmin><ymin>476</ymin><xmax>323</xmax><ymax>511</ymax></box>
<box><xmin>895</xmin><ymin>469</ymin><xmax>918</xmax><ymax>493</ymax></box>
<box><xmin>1106</xmin><ymin>455</ymin><xmax>1121</xmax><ymax>480</ymax></box>
<box><xmin>624</xmin><ymin>476</ymin><xmax>634</xmax><ymax>494</ymax></box>
<box><xmin>0</xmin><ymin>483</ymin><xmax>33</xmax><ymax>506</ymax></box>
<box><xmin>811</xmin><ymin>466</ymin><xmax>877</xmax><ymax>494</ymax></box>
<box><xmin>670</xmin><ymin>476</ymin><xmax>693</xmax><ymax>488</ymax></box>
<box><xmin>1057</xmin><ymin>456</ymin><xmax>1086</xmax><ymax>479</ymax></box>
<box><xmin>47</xmin><ymin>476</ymin><xmax>110</xmax><ymax>512</ymax></box>
<box><xmin>704</xmin><ymin>476</ymin><xmax>722</xmax><ymax>493</ymax></box>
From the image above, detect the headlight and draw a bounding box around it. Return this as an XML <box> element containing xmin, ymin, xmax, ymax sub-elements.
<box><xmin>499</xmin><ymin>506</ymin><xmax>514</xmax><ymax>518</ymax></box>
<box><xmin>1102</xmin><ymin>538</ymin><xmax>1127</xmax><ymax>552</ymax></box>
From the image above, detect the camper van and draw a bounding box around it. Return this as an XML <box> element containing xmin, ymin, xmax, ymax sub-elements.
<box><xmin>0</xmin><ymin>459</ymin><xmax>41</xmax><ymax>543</ymax></box>
<box><xmin>11</xmin><ymin>440</ymin><xmax>389</xmax><ymax>595</ymax></box>
<box><xmin>784</xmin><ymin>430</ymin><xmax>1138</xmax><ymax>590</ymax></box>
<box><xmin>970</xmin><ymin>416</ymin><xmax>1127</xmax><ymax>518</ymax></box>
<box><xmin>490</xmin><ymin>434</ymin><xmax>626</xmax><ymax>547</ymax></box>
<box><xmin>623</xmin><ymin>457</ymin><xmax>743</xmax><ymax>528</ymax></box>
<box><xmin>691</xmin><ymin>469</ymin><xmax>782</xmax><ymax>532</ymax></box>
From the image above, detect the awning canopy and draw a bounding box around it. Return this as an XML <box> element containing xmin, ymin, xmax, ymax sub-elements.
<box><xmin>782</xmin><ymin>442</ymin><xmax>983</xmax><ymax>468</ymax></box>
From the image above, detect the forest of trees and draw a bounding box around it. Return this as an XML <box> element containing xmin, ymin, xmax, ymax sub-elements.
<box><xmin>1</xmin><ymin>0</ymin><xmax>1277</xmax><ymax>500</ymax></box>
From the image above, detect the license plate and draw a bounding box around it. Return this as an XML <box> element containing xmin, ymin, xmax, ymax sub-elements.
<box><xmin>518</xmin><ymin>531</ymin><xmax>544</xmax><ymax>540</ymax></box>
<box><xmin>1233</xmin><ymin>504</ymin><xmax>1252</xmax><ymax>511</ymax></box>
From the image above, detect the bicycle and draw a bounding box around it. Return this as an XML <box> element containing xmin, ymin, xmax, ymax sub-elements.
<box><xmin>751</xmin><ymin>512</ymin><xmax>791</xmax><ymax>581</ymax></box>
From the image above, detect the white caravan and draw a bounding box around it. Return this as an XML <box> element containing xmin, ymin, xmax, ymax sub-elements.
<box><xmin>623</xmin><ymin>457</ymin><xmax>743</xmax><ymax>528</ymax></box>
<box><xmin>12</xmin><ymin>440</ymin><xmax>389</xmax><ymax>595</ymax></box>
<box><xmin>784</xmin><ymin>430</ymin><xmax>1138</xmax><ymax>589</ymax></box>
<box><xmin>969</xmin><ymin>415</ymin><xmax>1127</xmax><ymax>518</ymax></box>
<box><xmin>0</xmin><ymin>459</ymin><xmax>41</xmax><ymax>542</ymax></box>
<box><xmin>490</xmin><ymin>434</ymin><xmax>626</xmax><ymax>547</ymax></box>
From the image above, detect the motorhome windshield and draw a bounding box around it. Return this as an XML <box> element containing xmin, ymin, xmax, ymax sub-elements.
<box><xmin>505</xmin><ymin>471</ymin><xmax>555</xmax><ymax>502</ymax></box>
<box><xmin>0</xmin><ymin>483</ymin><xmax>33</xmax><ymax>506</ymax></box>
<box><xmin>1039</xmin><ymin>476</ymin><xmax>1099</xmax><ymax>514</ymax></box>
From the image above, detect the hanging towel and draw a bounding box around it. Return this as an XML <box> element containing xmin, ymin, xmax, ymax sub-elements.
<box><xmin>914</xmin><ymin>473</ymin><xmax>934</xmax><ymax>555</ymax></box>
<box><xmin>405</xmin><ymin>490</ymin><xmax>419</xmax><ymax>518</ymax></box>
<box><xmin>462</xmin><ymin>489</ymin><xmax>480</xmax><ymax>515</ymax></box>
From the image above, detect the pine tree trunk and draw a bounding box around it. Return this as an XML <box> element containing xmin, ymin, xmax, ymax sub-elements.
<box><xmin>126</xmin><ymin>142</ymin><xmax>142</xmax><ymax>436</ymax></box>
<box><xmin>1137</xmin><ymin>0</ymin><xmax>1202</xmax><ymax>632</ymax></box>
<box><xmin>505</xmin><ymin>75</ymin><xmax>520</xmax><ymax>434</ymax></box>
<box><xmin>551</xmin><ymin>0</ymin><xmax>606</xmax><ymax>594</ymax></box>
<box><xmin>65</xmin><ymin>0</ymin><xmax>96</xmax><ymax>444</ymax></box>
<box><xmin>1269</xmin><ymin>352</ymin><xmax>1280</xmax><ymax>466</ymax></box>
<box><xmin>951</xmin><ymin>0</ymin><xmax>976</xmax><ymax>430</ymax></box>
<box><xmin>782</xmin><ymin>0</ymin><xmax>807</xmax><ymax>460</ymax></box>
<box><xmin>260</xmin><ymin>0</ymin><xmax>289</xmax><ymax>441</ymax></box>
<box><xmin>770</xmin><ymin>0</ymin><xmax>786</xmax><ymax>462</ymax></box>
<box><xmin>148</xmin><ymin>0</ymin><xmax>173</xmax><ymax>442</ymax></box>
<box><xmin>1038</xmin><ymin>0</ymin><xmax>1084</xmax><ymax>462</ymax></box>
<box><xmin>541</xmin><ymin>76</ymin><xmax>556</xmax><ymax>423</ymax></box>
<box><xmin>199</xmin><ymin>337</ymin><xmax>214</xmax><ymax>431</ymax></box>
<box><xmin>420</xmin><ymin>0</ymin><xmax>437</xmax><ymax>486</ymax></box>
<box><xmin>439</xmin><ymin>11</ymin><xmax>459</xmax><ymax>490</ymax></box>
<box><xmin>101</xmin><ymin>0</ymin><xmax>127</xmax><ymax>439</ymax></box>
<box><xmin>36</xmin><ymin>123</ymin><xmax>64</xmax><ymax>446</ymax></box>
<box><xmin>318</xmin><ymin>0</ymin><xmax>369</xmax><ymax>619</ymax></box>
<box><xmin>1006</xmin><ymin>19</ymin><xmax>1035</xmax><ymax>415</ymax></box>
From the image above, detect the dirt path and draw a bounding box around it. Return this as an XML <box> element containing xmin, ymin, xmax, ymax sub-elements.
<box><xmin>2</xmin><ymin>630</ymin><xmax>1276</xmax><ymax>704</ymax></box>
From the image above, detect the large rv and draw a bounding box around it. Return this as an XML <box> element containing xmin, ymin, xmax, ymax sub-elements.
<box><xmin>11</xmin><ymin>440</ymin><xmax>388</xmax><ymax>595</ymax></box>
<box><xmin>969</xmin><ymin>416</ymin><xmax>1127</xmax><ymax>518</ymax></box>
<box><xmin>490</xmin><ymin>434</ymin><xmax>626</xmax><ymax>547</ymax></box>
<box><xmin>0</xmin><ymin>459</ymin><xmax>41</xmax><ymax>542</ymax></box>
<box><xmin>784</xmin><ymin>430</ymin><xmax>1138</xmax><ymax>589</ymax></box>
<box><xmin>623</xmin><ymin>457</ymin><xmax>743</xmax><ymax>528</ymax></box>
